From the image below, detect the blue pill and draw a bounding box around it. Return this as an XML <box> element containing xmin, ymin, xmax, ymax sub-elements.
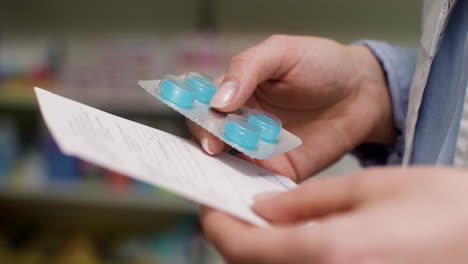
<box><xmin>224</xmin><ymin>119</ymin><xmax>260</xmax><ymax>150</ymax></box>
<box><xmin>186</xmin><ymin>76</ymin><xmax>217</xmax><ymax>104</ymax></box>
<box><xmin>160</xmin><ymin>79</ymin><xmax>196</xmax><ymax>109</ymax></box>
<box><xmin>248</xmin><ymin>113</ymin><xmax>281</xmax><ymax>143</ymax></box>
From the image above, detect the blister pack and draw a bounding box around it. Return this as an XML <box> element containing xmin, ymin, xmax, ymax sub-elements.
<box><xmin>138</xmin><ymin>72</ymin><xmax>302</xmax><ymax>160</ymax></box>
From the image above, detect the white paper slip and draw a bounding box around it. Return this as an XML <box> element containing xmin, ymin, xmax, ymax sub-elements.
<box><xmin>34</xmin><ymin>88</ymin><xmax>297</xmax><ymax>227</ymax></box>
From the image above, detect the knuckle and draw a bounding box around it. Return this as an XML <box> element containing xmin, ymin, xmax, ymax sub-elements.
<box><xmin>227</xmin><ymin>52</ymin><xmax>263</xmax><ymax>85</ymax></box>
<box><xmin>229</xmin><ymin>52</ymin><xmax>250</xmax><ymax>65</ymax></box>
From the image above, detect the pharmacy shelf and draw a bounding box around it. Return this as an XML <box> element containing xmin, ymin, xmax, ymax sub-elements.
<box><xmin>0</xmin><ymin>99</ymin><xmax>37</xmax><ymax>109</ymax></box>
<box><xmin>0</xmin><ymin>97</ymin><xmax>177</xmax><ymax>115</ymax></box>
<box><xmin>0</xmin><ymin>186</ymin><xmax>201</xmax><ymax>244</ymax></box>
<box><xmin>0</xmin><ymin>186</ymin><xmax>198</xmax><ymax>215</ymax></box>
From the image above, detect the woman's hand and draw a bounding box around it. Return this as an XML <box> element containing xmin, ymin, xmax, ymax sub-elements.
<box><xmin>189</xmin><ymin>35</ymin><xmax>395</xmax><ymax>182</ymax></box>
<box><xmin>202</xmin><ymin>167</ymin><xmax>468</xmax><ymax>264</ymax></box>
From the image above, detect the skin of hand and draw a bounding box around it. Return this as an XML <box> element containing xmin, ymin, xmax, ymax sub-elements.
<box><xmin>202</xmin><ymin>167</ymin><xmax>468</xmax><ymax>264</ymax></box>
<box><xmin>188</xmin><ymin>34</ymin><xmax>396</xmax><ymax>182</ymax></box>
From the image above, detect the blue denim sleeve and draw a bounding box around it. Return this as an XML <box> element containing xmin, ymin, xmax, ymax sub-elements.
<box><xmin>352</xmin><ymin>40</ymin><xmax>418</xmax><ymax>166</ymax></box>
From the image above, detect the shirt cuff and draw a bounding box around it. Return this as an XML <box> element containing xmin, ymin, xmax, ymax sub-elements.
<box><xmin>351</xmin><ymin>40</ymin><xmax>418</xmax><ymax>166</ymax></box>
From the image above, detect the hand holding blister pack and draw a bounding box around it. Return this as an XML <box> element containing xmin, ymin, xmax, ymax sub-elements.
<box><xmin>139</xmin><ymin>72</ymin><xmax>302</xmax><ymax>159</ymax></box>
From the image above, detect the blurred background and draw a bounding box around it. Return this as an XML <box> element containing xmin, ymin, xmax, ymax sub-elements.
<box><xmin>0</xmin><ymin>1</ymin><xmax>421</xmax><ymax>263</ymax></box>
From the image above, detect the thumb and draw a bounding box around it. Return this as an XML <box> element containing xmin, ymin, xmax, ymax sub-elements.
<box><xmin>210</xmin><ymin>35</ymin><xmax>298</xmax><ymax>112</ymax></box>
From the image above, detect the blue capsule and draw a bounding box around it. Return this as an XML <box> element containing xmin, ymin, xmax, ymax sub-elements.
<box><xmin>185</xmin><ymin>72</ymin><xmax>217</xmax><ymax>104</ymax></box>
<box><xmin>247</xmin><ymin>110</ymin><xmax>282</xmax><ymax>143</ymax></box>
<box><xmin>224</xmin><ymin>115</ymin><xmax>261</xmax><ymax>150</ymax></box>
<box><xmin>160</xmin><ymin>76</ymin><xmax>196</xmax><ymax>109</ymax></box>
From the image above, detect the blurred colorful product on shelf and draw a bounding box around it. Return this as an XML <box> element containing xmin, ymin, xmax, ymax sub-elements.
<box><xmin>0</xmin><ymin>118</ymin><xmax>18</xmax><ymax>185</ymax></box>
<box><xmin>0</xmin><ymin>217</ymin><xmax>212</xmax><ymax>264</ymax></box>
<box><xmin>105</xmin><ymin>169</ymin><xmax>132</xmax><ymax>193</ymax></box>
<box><xmin>0</xmin><ymin>39</ymin><xmax>57</xmax><ymax>103</ymax></box>
<box><xmin>79</xmin><ymin>161</ymin><xmax>104</xmax><ymax>191</ymax></box>
<box><xmin>133</xmin><ymin>180</ymin><xmax>157</xmax><ymax>195</ymax></box>
<box><xmin>41</xmin><ymin>133</ymin><xmax>80</xmax><ymax>185</ymax></box>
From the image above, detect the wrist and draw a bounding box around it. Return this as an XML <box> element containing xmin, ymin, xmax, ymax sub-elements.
<box><xmin>347</xmin><ymin>44</ymin><xmax>398</xmax><ymax>145</ymax></box>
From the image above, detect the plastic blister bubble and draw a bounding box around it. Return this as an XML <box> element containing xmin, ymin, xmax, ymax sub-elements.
<box><xmin>185</xmin><ymin>72</ymin><xmax>217</xmax><ymax>104</ymax></box>
<box><xmin>247</xmin><ymin>109</ymin><xmax>282</xmax><ymax>143</ymax></box>
<box><xmin>160</xmin><ymin>75</ymin><xmax>196</xmax><ymax>109</ymax></box>
<box><xmin>224</xmin><ymin>114</ymin><xmax>261</xmax><ymax>150</ymax></box>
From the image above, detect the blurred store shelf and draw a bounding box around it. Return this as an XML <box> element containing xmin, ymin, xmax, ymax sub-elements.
<box><xmin>0</xmin><ymin>184</ymin><xmax>197</xmax><ymax>214</ymax></box>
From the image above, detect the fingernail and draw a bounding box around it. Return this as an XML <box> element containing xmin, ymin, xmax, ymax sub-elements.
<box><xmin>210</xmin><ymin>80</ymin><xmax>237</xmax><ymax>108</ymax></box>
<box><xmin>254</xmin><ymin>191</ymin><xmax>281</xmax><ymax>202</ymax></box>
<box><xmin>201</xmin><ymin>136</ymin><xmax>214</xmax><ymax>155</ymax></box>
